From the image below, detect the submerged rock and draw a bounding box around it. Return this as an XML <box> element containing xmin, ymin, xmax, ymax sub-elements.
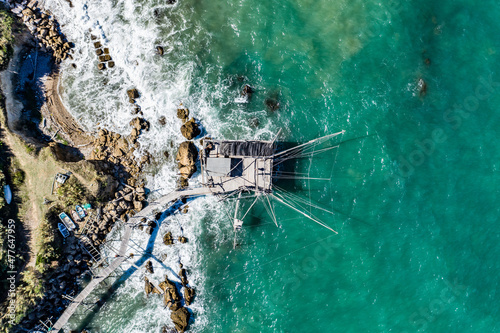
<box><xmin>156</xmin><ymin>45</ymin><xmax>164</xmax><ymax>55</ymax></box>
<box><xmin>265</xmin><ymin>98</ymin><xmax>280</xmax><ymax>111</ymax></box>
<box><xmin>418</xmin><ymin>78</ymin><xmax>427</xmax><ymax>97</ymax></box>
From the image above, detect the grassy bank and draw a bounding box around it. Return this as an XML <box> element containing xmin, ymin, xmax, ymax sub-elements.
<box><xmin>0</xmin><ymin>97</ymin><xmax>115</xmax><ymax>330</ymax></box>
<box><xmin>0</xmin><ymin>8</ymin><xmax>13</xmax><ymax>70</ymax></box>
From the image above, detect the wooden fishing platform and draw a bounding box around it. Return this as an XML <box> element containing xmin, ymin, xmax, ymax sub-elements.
<box><xmin>50</xmin><ymin>132</ymin><xmax>345</xmax><ymax>332</ymax></box>
<box><xmin>201</xmin><ymin>138</ymin><xmax>274</xmax><ymax>193</ymax></box>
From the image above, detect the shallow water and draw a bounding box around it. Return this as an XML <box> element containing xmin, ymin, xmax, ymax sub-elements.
<box><xmin>41</xmin><ymin>0</ymin><xmax>500</xmax><ymax>331</ymax></box>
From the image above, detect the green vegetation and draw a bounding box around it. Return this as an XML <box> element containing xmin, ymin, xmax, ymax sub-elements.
<box><xmin>24</xmin><ymin>143</ymin><xmax>34</xmax><ymax>154</ymax></box>
<box><xmin>34</xmin><ymin>210</ymin><xmax>59</xmax><ymax>273</ymax></box>
<box><xmin>14</xmin><ymin>269</ymin><xmax>44</xmax><ymax>324</ymax></box>
<box><xmin>11</xmin><ymin>169</ymin><xmax>24</xmax><ymax>188</ymax></box>
<box><xmin>0</xmin><ymin>103</ymin><xmax>112</xmax><ymax>328</ymax></box>
<box><xmin>0</xmin><ymin>9</ymin><xmax>13</xmax><ymax>70</ymax></box>
<box><xmin>57</xmin><ymin>176</ymin><xmax>87</xmax><ymax>206</ymax></box>
<box><xmin>54</xmin><ymin>133</ymin><xmax>69</xmax><ymax>145</ymax></box>
<box><xmin>0</xmin><ymin>169</ymin><xmax>5</xmax><ymax>210</ymax></box>
<box><xmin>0</xmin><ymin>224</ymin><xmax>7</xmax><ymax>277</ymax></box>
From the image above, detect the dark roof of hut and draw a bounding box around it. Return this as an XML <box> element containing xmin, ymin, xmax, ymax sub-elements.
<box><xmin>219</xmin><ymin>141</ymin><xmax>274</xmax><ymax>157</ymax></box>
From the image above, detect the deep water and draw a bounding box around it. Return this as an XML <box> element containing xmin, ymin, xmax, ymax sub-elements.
<box><xmin>40</xmin><ymin>0</ymin><xmax>500</xmax><ymax>331</ymax></box>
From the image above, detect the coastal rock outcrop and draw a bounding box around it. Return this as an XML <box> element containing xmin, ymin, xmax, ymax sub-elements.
<box><xmin>163</xmin><ymin>231</ymin><xmax>174</xmax><ymax>245</ymax></box>
<box><xmin>184</xmin><ymin>287</ymin><xmax>196</xmax><ymax>306</ymax></box>
<box><xmin>11</xmin><ymin>2</ymin><xmax>74</xmax><ymax>63</ymax></box>
<box><xmin>145</xmin><ymin>260</ymin><xmax>154</xmax><ymax>274</ymax></box>
<box><xmin>180</xmin><ymin>118</ymin><xmax>201</xmax><ymax>140</ymax></box>
<box><xmin>176</xmin><ymin>141</ymin><xmax>197</xmax><ymax>171</ymax></box>
<box><xmin>170</xmin><ymin>307</ymin><xmax>190</xmax><ymax>333</ymax></box>
<box><xmin>94</xmin><ymin>40</ymin><xmax>114</xmax><ymax>70</ymax></box>
<box><xmin>127</xmin><ymin>88</ymin><xmax>140</xmax><ymax>103</ymax></box>
<box><xmin>160</xmin><ymin>276</ymin><xmax>182</xmax><ymax>309</ymax></box>
<box><xmin>177</xmin><ymin>106</ymin><xmax>189</xmax><ymax>122</ymax></box>
<box><xmin>178</xmin><ymin>267</ymin><xmax>188</xmax><ymax>286</ymax></box>
<box><xmin>129</xmin><ymin>117</ymin><xmax>150</xmax><ymax>132</ymax></box>
<box><xmin>144</xmin><ymin>277</ymin><xmax>160</xmax><ymax>295</ymax></box>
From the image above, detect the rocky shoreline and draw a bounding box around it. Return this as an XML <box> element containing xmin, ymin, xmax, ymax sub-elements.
<box><xmin>0</xmin><ymin>1</ymin><xmax>205</xmax><ymax>332</ymax></box>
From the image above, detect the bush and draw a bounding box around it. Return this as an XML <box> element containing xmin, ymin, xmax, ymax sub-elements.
<box><xmin>24</xmin><ymin>144</ymin><xmax>34</xmax><ymax>154</ymax></box>
<box><xmin>34</xmin><ymin>211</ymin><xmax>59</xmax><ymax>274</ymax></box>
<box><xmin>12</xmin><ymin>169</ymin><xmax>24</xmax><ymax>187</ymax></box>
<box><xmin>56</xmin><ymin>177</ymin><xmax>86</xmax><ymax>206</ymax></box>
<box><xmin>0</xmin><ymin>10</ymin><xmax>13</xmax><ymax>69</ymax></box>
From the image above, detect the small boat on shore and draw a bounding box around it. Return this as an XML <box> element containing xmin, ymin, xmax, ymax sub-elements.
<box><xmin>71</xmin><ymin>210</ymin><xmax>81</xmax><ymax>222</ymax></box>
<box><xmin>76</xmin><ymin>205</ymin><xmax>86</xmax><ymax>219</ymax></box>
<box><xmin>59</xmin><ymin>212</ymin><xmax>76</xmax><ymax>231</ymax></box>
<box><xmin>58</xmin><ymin>223</ymin><xmax>70</xmax><ymax>238</ymax></box>
<box><xmin>3</xmin><ymin>185</ymin><xmax>12</xmax><ymax>204</ymax></box>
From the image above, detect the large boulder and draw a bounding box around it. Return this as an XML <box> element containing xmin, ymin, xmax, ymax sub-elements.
<box><xmin>170</xmin><ymin>307</ymin><xmax>190</xmax><ymax>333</ymax></box>
<box><xmin>180</xmin><ymin>118</ymin><xmax>201</xmax><ymax>140</ymax></box>
<box><xmin>161</xmin><ymin>276</ymin><xmax>182</xmax><ymax>310</ymax></box>
<box><xmin>176</xmin><ymin>141</ymin><xmax>198</xmax><ymax>167</ymax></box>
<box><xmin>184</xmin><ymin>287</ymin><xmax>195</xmax><ymax>306</ymax></box>
<box><xmin>163</xmin><ymin>231</ymin><xmax>174</xmax><ymax>246</ymax></box>
<box><xmin>176</xmin><ymin>107</ymin><xmax>189</xmax><ymax>122</ymax></box>
<box><xmin>144</xmin><ymin>277</ymin><xmax>160</xmax><ymax>295</ymax></box>
<box><xmin>133</xmin><ymin>200</ymin><xmax>144</xmax><ymax>211</ymax></box>
<box><xmin>127</xmin><ymin>88</ymin><xmax>140</xmax><ymax>103</ymax></box>
<box><xmin>179</xmin><ymin>165</ymin><xmax>197</xmax><ymax>179</ymax></box>
<box><xmin>129</xmin><ymin>117</ymin><xmax>150</xmax><ymax>132</ymax></box>
<box><xmin>145</xmin><ymin>260</ymin><xmax>154</xmax><ymax>274</ymax></box>
<box><xmin>178</xmin><ymin>268</ymin><xmax>188</xmax><ymax>286</ymax></box>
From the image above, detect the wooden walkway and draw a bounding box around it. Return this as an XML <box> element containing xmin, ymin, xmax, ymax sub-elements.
<box><xmin>51</xmin><ymin>187</ymin><xmax>217</xmax><ymax>332</ymax></box>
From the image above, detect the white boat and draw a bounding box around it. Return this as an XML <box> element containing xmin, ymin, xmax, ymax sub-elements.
<box><xmin>3</xmin><ymin>185</ymin><xmax>12</xmax><ymax>204</ymax></box>
<box><xmin>59</xmin><ymin>212</ymin><xmax>76</xmax><ymax>231</ymax></box>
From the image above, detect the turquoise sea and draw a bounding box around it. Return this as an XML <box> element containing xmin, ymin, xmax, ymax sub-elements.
<box><xmin>48</xmin><ymin>0</ymin><xmax>500</xmax><ymax>331</ymax></box>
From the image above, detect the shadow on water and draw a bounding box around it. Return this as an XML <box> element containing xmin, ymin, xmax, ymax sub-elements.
<box><xmin>272</xmin><ymin>137</ymin><xmax>375</xmax><ymax>227</ymax></box>
<box><xmin>73</xmin><ymin>197</ymin><xmax>200</xmax><ymax>331</ymax></box>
